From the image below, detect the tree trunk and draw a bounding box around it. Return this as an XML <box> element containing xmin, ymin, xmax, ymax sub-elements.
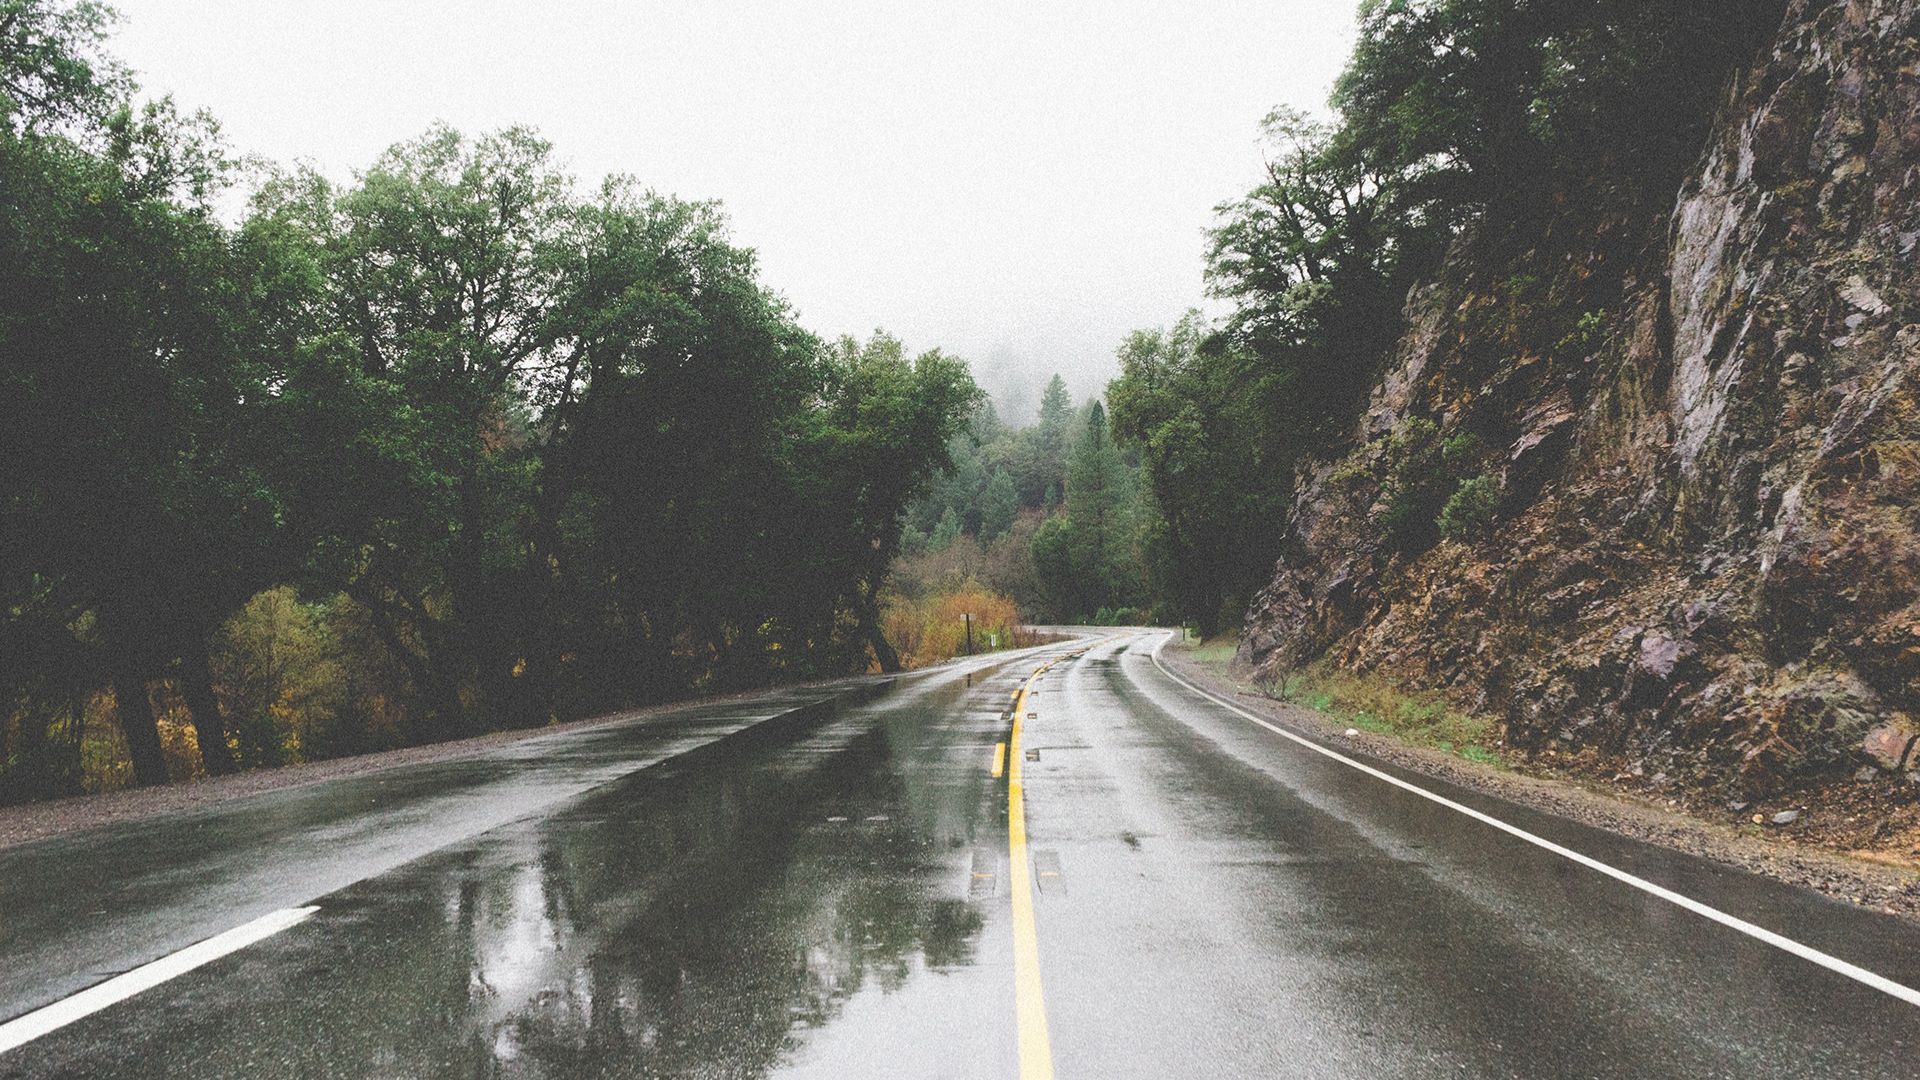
<box><xmin>111</xmin><ymin>667</ymin><xmax>170</xmax><ymax>787</ymax></box>
<box><xmin>867</xmin><ymin>623</ymin><xmax>902</xmax><ymax>674</ymax></box>
<box><xmin>354</xmin><ymin>590</ymin><xmax>465</xmax><ymax>742</ymax></box>
<box><xmin>859</xmin><ymin>581</ymin><xmax>902</xmax><ymax>674</ymax></box>
<box><xmin>178</xmin><ymin>643</ymin><xmax>237</xmax><ymax>776</ymax></box>
<box><xmin>629</xmin><ymin>617</ymin><xmax>676</xmax><ymax>704</ymax></box>
<box><xmin>1194</xmin><ymin>598</ymin><xmax>1222</xmax><ymax>640</ymax></box>
<box><xmin>9</xmin><ymin>700</ymin><xmax>36</xmax><ymax>762</ymax></box>
<box><xmin>62</xmin><ymin>689</ymin><xmax>88</xmax><ymax>795</ymax></box>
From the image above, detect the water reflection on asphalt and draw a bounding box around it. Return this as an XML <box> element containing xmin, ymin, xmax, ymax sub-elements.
<box><xmin>2</xmin><ymin>668</ymin><xmax>1019</xmax><ymax>1079</ymax></box>
<box><xmin>423</xmin><ymin>724</ymin><xmax>989</xmax><ymax>1076</ymax></box>
<box><xmin>360</xmin><ymin>678</ymin><xmax>1006</xmax><ymax>1078</ymax></box>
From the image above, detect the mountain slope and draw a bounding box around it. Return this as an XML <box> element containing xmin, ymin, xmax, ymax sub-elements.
<box><xmin>1241</xmin><ymin>0</ymin><xmax>1920</xmax><ymax>797</ymax></box>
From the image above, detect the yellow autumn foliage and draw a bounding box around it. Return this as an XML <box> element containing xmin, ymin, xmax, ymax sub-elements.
<box><xmin>881</xmin><ymin>584</ymin><xmax>1041</xmax><ymax>668</ymax></box>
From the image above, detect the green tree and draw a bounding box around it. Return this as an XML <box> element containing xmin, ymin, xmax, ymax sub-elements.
<box><xmin>1107</xmin><ymin>315</ymin><xmax>1287</xmax><ymax>636</ymax></box>
<box><xmin>929</xmin><ymin>507</ymin><xmax>963</xmax><ymax>551</ymax></box>
<box><xmin>543</xmin><ymin>181</ymin><xmax>825</xmax><ymax>696</ymax></box>
<box><xmin>1334</xmin><ymin>0</ymin><xmax>1783</xmax><ymax>229</ymax></box>
<box><xmin>979</xmin><ymin>470</ymin><xmax>1019</xmax><ymax>540</ymax></box>
<box><xmin>1205</xmin><ymin>108</ymin><xmax>1406</xmax><ymax>447</ymax></box>
<box><xmin>1029</xmin><ymin>401</ymin><xmax>1139</xmax><ymax>621</ymax></box>
<box><xmin>2</xmin><ymin>2</ymin><xmax>273</xmax><ymax>784</ymax></box>
<box><xmin>246</xmin><ymin>126</ymin><xmax>578</xmax><ymax>737</ymax></box>
<box><xmin>0</xmin><ymin>0</ymin><xmax>127</xmax><ymax>133</ymax></box>
<box><xmin>1018</xmin><ymin>373</ymin><xmax>1074</xmax><ymax>507</ymax></box>
<box><xmin>792</xmin><ymin>334</ymin><xmax>981</xmax><ymax>671</ymax></box>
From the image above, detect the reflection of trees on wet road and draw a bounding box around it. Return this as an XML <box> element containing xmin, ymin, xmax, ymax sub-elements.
<box><xmin>309</xmin><ymin>685</ymin><xmax>994</xmax><ymax>1079</ymax></box>
<box><xmin>0</xmin><ymin>673</ymin><xmax>1013</xmax><ymax>1080</ymax></box>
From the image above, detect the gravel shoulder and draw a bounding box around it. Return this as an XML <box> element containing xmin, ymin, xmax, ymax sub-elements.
<box><xmin>0</xmin><ymin>677</ymin><xmax>863</xmax><ymax>852</ymax></box>
<box><xmin>1161</xmin><ymin>639</ymin><xmax>1920</xmax><ymax>922</ymax></box>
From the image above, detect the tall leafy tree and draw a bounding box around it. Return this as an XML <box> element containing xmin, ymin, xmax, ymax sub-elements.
<box><xmin>2</xmin><ymin>1</ymin><xmax>274</xmax><ymax>782</ymax></box>
<box><xmin>1334</xmin><ymin>0</ymin><xmax>1785</xmax><ymax>228</ymax></box>
<box><xmin>1205</xmin><ymin>108</ymin><xmax>1406</xmax><ymax>447</ymax></box>
<box><xmin>247</xmin><ymin>126</ymin><xmax>577</xmax><ymax>737</ymax></box>
<box><xmin>791</xmin><ymin>334</ymin><xmax>981</xmax><ymax>671</ymax></box>
<box><xmin>551</xmin><ymin>182</ymin><xmax>823</xmax><ymax>696</ymax></box>
<box><xmin>1108</xmin><ymin>316</ymin><xmax>1286</xmax><ymax>636</ymax></box>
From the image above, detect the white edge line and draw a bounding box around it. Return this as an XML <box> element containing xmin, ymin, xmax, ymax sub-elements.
<box><xmin>0</xmin><ymin>905</ymin><xmax>321</xmax><ymax>1055</ymax></box>
<box><xmin>1147</xmin><ymin>632</ymin><xmax>1920</xmax><ymax>1010</ymax></box>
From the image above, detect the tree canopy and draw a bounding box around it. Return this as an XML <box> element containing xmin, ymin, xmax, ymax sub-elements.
<box><xmin>0</xmin><ymin>0</ymin><xmax>980</xmax><ymax>797</ymax></box>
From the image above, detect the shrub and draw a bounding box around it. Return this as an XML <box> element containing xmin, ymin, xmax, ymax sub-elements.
<box><xmin>1437</xmin><ymin>474</ymin><xmax>1500</xmax><ymax>541</ymax></box>
<box><xmin>1556</xmin><ymin>308</ymin><xmax>1609</xmax><ymax>356</ymax></box>
<box><xmin>1440</xmin><ymin>430</ymin><xmax>1490</xmax><ymax>470</ymax></box>
<box><xmin>880</xmin><ymin>584</ymin><xmax>1029</xmax><ymax>667</ymax></box>
<box><xmin>1374</xmin><ymin>418</ymin><xmax>1444</xmax><ymax>550</ymax></box>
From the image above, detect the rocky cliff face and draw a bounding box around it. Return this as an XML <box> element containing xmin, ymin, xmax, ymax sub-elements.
<box><xmin>1240</xmin><ymin>0</ymin><xmax>1920</xmax><ymax>795</ymax></box>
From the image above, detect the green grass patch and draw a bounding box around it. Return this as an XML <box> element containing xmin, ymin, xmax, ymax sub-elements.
<box><xmin>1177</xmin><ymin>633</ymin><xmax>1506</xmax><ymax>768</ymax></box>
<box><xmin>1187</xmin><ymin>637</ymin><xmax>1239</xmax><ymax>667</ymax></box>
<box><xmin>1260</xmin><ymin>660</ymin><xmax>1505</xmax><ymax>768</ymax></box>
<box><xmin>1351</xmin><ymin>711</ymin><xmax>1393</xmax><ymax>734</ymax></box>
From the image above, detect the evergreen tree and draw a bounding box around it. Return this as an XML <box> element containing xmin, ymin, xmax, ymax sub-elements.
<box><xmin>1029</xmin><ymin>401</ymin><xmax>1139</xmax><ymax>620</ymax></box>
<box><xmin>980</xmin><ymin>471</ymin><xmax>1019</xmax><ymax>540</ymax></box>
<box><xmin>930</xmin><ymin>506</ymin><xmax>963</xmax><ymax>551</ymax></box>
<box><xmin>1026</xmin><ymin>373</ymin><xmax>1073</xmax><ymax>506</ymax></box>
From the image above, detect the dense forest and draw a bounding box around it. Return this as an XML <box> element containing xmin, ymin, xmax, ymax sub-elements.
<box><xmin>0</xmin><ymin>1</ymin><xmax>980</xmax><ymax>798</ymax></box>
<box><xmin>883</xmin><ymin>373</ymin><xmax>1151</xmax><ymax>642</ymax></box>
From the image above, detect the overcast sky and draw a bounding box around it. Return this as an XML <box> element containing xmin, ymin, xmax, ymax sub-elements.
<box><xmin>111</xmin><ymin>0</ymin><xmax>1359</xmax><ymax>419</ymax></box>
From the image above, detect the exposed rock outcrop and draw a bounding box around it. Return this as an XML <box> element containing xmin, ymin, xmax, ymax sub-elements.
<box><xmin>1241</xmin><ymin>0</ymin><xmax>1920</xmax><ymax>796</ymax></box>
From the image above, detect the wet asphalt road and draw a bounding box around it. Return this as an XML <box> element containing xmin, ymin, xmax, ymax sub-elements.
<box><xmin>3</xmin><ymin>632</ymin><xmax>1920</xmax><ymax>1077</ymax></box>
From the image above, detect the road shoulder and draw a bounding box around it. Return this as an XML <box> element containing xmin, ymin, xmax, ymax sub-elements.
<box><xmin>1159</xmin><ymin>637</ymin><xmax>1920</xmax><ymax>922</ymax></box>
<box><xmin>0</xmin><ymin>675</ymin><xmax>887</xmax><ymax>853</ymax></box>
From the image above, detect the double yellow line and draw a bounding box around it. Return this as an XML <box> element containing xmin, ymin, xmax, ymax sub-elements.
<box><xmin>1006</xmin><ymin>658</ymin><xmax>1057</xmax><ymax>1080</ymax></box>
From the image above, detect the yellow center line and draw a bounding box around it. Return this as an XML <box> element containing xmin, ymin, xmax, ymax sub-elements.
<box><xmin>1008</xmin><ymin>659</ymin><xmax>1057</xmax><ymax>1080</ymax></box>
<box><xmin>991</xmin><ymin>741</ymin><xmax>1007</xmax><ymax>779</ymax></box>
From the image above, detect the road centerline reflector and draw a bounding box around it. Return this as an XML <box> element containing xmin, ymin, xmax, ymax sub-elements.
<box><xmin>0</xmin><ymin>905</ymin><xmax>320</xmax><ymax>1056</ymax></box>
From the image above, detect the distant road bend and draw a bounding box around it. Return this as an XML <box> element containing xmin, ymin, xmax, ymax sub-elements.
<box><xmin>2</xmin><ymin>631</ymin><xmax>1918</xmax><ymax>1078</ymax></box>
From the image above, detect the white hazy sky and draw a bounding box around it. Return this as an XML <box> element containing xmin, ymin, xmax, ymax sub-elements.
<box><xmin>111</xmin><ymin>0</ymin><xmax>1360</xmax><ymax>417</ymax></box>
